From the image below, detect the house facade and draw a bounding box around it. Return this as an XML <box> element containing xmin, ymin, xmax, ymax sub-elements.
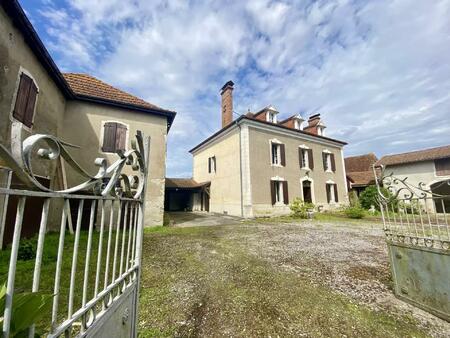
<box><xmin>377</xmin><ymin>145</ymin><xmax>450</xmax><ymax>213</ymax></box>
<box><xmin>0</xmin><ymin>1</ymin><xmax>175</xmax><ymax>245</ymax></box>
<box><xmin>189</xmin><ymin>81</ymin><xmax>348</xmax><ymax>218</ymax></box>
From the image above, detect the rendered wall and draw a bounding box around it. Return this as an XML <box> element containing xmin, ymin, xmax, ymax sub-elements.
<box><xmin>192</xmin><ymin>130</ymin><xmax>242</xmax><ymax>216</ymax></box>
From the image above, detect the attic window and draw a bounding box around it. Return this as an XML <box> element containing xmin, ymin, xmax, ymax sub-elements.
<box><xmin>294</xmin><ymin>119</ymin><xmax>301</xmax><ymax>130</ymax></box>
<box><xmin>267</xmin><ymin>111</ymin><xmax>277</xmax><ymax>123</ymax></box>
<box><xmin>12</xmin><ymin>72</ymin><xmax>39</xmax><ymax>128</ymax></box>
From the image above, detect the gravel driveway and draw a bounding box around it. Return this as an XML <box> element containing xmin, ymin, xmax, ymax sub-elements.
<box><xmin>139</xmin><ymin>217</ymin><xmax>450</xmax><ymax>337</ymax></box>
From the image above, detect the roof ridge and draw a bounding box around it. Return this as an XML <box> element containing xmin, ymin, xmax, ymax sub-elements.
<box><xmin>380</xmin><ymin>144</ymin><xmax>450</xmax><ymax>159</ymax></box>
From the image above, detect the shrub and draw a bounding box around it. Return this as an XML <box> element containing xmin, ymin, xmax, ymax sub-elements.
<box><xmin>290</xmin><ymin>198</ymin><xmax>315</xmax><ymax>219</ymax></box>
<box><xmin>359</xmin><ymin>185</ymin><xmax>398</xmax><ymax>211</ymax></box>
<box><xmin>17</xmin><ymin>240</ymin><xmax>35</xmax><ymax>261</ymax></box>
<box><xmin>344</xmin><ymin>206</ymin><xmax>366</xmax><ymax>219</ymax></box>
<box><xmin>348</xmin><ymin>190</ymin><xmax>360</xmax><ymax>207</ymax></box>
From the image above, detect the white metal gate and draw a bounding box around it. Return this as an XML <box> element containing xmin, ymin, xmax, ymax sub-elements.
<box><xmin>373</xmin><ymin>164</ymin><xmax>450</xmax><ymax>321</ymax></box>
<box><xmin>0</xmin><ymin>131</ymin><xmax>150</xmax><ymax>337</ymax></box>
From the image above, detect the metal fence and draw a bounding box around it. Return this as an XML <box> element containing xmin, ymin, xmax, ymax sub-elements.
<box><xmin>0</xmin><ymin>131</ymin><xmax>150</xmax><ymax>337</ymax></box>
<box><xmin>373</xmin><ymin>164</ymin><xmax>450</xmax><ymax>321</ymax></box>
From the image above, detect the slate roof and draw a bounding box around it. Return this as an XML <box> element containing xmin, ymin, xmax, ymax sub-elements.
<box><xmin>377</xmin><ymin>145</ymin><xmax>450</xmax><ymax>166</ymax></box>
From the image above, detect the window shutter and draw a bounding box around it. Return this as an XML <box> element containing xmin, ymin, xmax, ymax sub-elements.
<box><xmin>213</xmin><ymin>156</ymin><xmax>216</xmax><ymax>172</ymax></box>
<box><xmin>334</xmin><ymin>184</ymin><xmax>339</xmax><ymax>202</ymax></box>
<box><xmin>308</xmin><ymin>149</ymin><xmax>314</xmax><ymax>169</ymax></box>
<box><xmin>270</xmin><ymin>181</ymin><xmax>276</xmax><ymax>205</ymax></box>
<box><xmin>298</xmin><ymin>148</ymin><xmax>302</xmax><ymax>168</ymax></box>
<box><xmin>282</xmin><ymin>181</ymin><xmax>289</xmax><ymax>205</ymax></box>
<box><xmin>23</xmin><ymin>80</ymin><xmax>38</xmax><ymax>128</ymax></box>
<box><xmin>322</xmin><ymin>153</ymin><xmax>327</xmax><ymax>171</ymax></box>
<box><xmin>13</xmin><ymin>73</ymin><xmax>32</xmax><ymax>123</ymax></box>
<box><xmin>326</xmin><ymin>184</ymin><xmax>331</xmax><ymax>203</ymax></box>
<box><xmin>331</xmin><ymin>153</ymin><xmax>336</xmax><ymax>172</ymax></box>
<box><xmin>115</xmin><ymin>123</ymin><xmax>127</xmax><ymax>151</ymax></box>
<box><xmin>102</xmin><ymin>122</ymin><xmax>117</xmax><ymax>152</ymax></box>
<box><xmin>280</xmin><ymin>144</ymin><xmax>286</xmax><ymax>166</ymax></box>
<box><xmin>208</xmin><ymin>157</ymin><xmax>211</xmax><ymax>173</ymax></box>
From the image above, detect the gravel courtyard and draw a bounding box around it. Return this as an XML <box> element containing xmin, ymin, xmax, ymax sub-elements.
<box><xmin>138</xmin><ymin>217</ymin><xmax>450</xmax><ymax>337</ymax></box>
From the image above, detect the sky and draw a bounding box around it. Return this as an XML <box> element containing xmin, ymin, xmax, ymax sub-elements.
<box><xmin>20</xmin><ymin>0</ymin><xmax>450</xmax><ymax>177</ymax></box>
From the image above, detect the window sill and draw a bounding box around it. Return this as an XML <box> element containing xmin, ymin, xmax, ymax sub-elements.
<box><xmin>271</xmin><ymin>164</ymin><xmax>284</xmax><ymax>167</ymax></box>
<box><xmin>301</xmin><ymin>167</ymin><xmax>311</xmax><ymax>170</ymax></box>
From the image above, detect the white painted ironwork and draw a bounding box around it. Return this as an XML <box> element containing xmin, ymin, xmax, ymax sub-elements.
<box><xmin>373</xmin><ymin>164</ymin><xmax>450</xmax><ymax>250</ymax></box>
<box><xmin>0</xmin><ymin>130</ymin><xmax>150</xmax><ymax>337</ymax></box>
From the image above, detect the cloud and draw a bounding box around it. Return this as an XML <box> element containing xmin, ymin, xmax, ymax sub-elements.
<box><xmin>23</xmin><ymin>0</ymin><xmax>450</xmax><ymax>175</ymax></box>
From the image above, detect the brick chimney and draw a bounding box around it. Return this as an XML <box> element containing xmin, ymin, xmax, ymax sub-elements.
<box><xmin>303</xmin><ymin>114</ymin><xmax>326</xmax><ymax>136</ymax></box>
<box><xmin>220</xmin><ymin>80</ymin><xmax>234</xmax><ymax>128</ymax></box>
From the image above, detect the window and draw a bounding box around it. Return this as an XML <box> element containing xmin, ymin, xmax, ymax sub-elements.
<box><xmin>294</xmin><ymin>119</ymin><xmax>301</xmax><ymax>130</ymax></box>
<box><xmin>12</xmin><ymin>72</ymin><xmax>38</xmax><ymax>128</ymax></box>
<box><xmin>271</xmin><ymin>142</ymin><xmax>285</xmax><ymax>166</ymax></box>
<box><xmin>326</xmin><ymin>183</ymin><xmax>339</xmax><ymax>203</ymax></box>
<box><xmin>299</xmin><ymin>148</ymin><xmax>314</xmax><ymax>169</ymax></box>
<box><xmin>322</xmin><ymin>152</ymin><xmax>336</xmax><ymax>172</ymax></box>
<box><xmin>102</xmin><ymin>122</ymin><xmax>127</xmax><ymax>153</ymax></box>
<box><xmin>435</xmin><ymin>158</ymin><xmax>450</xmax><ymax>176</ymax></box>
<box><xmin>208</xmin><ymin>156</ymin><xmax>216</xmax><ymax>173</ymax></box>
<box><xmin>267</xmin><ymin>111</ymin><xmax>277</xmax><ymax>123</ymax></box>
<box><xmin>271</xmin><ymin>180</ymin><xmax>288</xmax><ymax>205</ymax></box>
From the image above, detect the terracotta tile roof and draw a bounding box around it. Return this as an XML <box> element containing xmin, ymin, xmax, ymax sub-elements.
<box><xmin>377</xmin><ymin>145</ymin><xmax>450</xmax><ymax>166</ymax></box>
<box><xmin>345</xmin><ymin>153</ymin><xmax>378</xmax><ymax>173</ymax></box>
<box><xmin>347</xmin><ymin>171</ymin><xmax>377</xmax><ymax>187</ymax></box>
<box><xmin>165</xmin><ymin>178</ymin><xmax>210</xmax><ymax>189</ymax></box>
<box><xmin>63</xmin><ymin>73</ymin><xmax>173</xmax><ymax>113</ymax></box>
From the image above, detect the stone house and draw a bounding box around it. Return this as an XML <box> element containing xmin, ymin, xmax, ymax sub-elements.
<box><xmin>0</xmin><ymin>1</ymin><xmax>175</xmax><ymax>245</ymax></box>
<box><xmin>178</xmin><ymin>81</ymin><xmax>348</xmax><ymax>218</ymax></box>
<box><xmin>377</xmin><ymin>145</ymin><xmax>450</xmax><ymax>213</ymax></box>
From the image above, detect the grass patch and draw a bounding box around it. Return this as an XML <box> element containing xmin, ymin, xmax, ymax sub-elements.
<box><xmin>139</xmin><ymin>225</ymin><xmax>429</xmax><ymax>337</ymax></box>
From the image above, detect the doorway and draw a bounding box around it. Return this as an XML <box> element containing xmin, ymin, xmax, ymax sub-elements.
<box><xmin>302</xmin><ymin>180</ymin><xmax>312</xmax><ymax>203</ymax></box>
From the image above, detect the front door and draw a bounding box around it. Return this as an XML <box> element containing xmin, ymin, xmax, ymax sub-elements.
<box><xmin>302</xmin><ymin>180</ymin><xmax>312</xmax><ymax>203</ymax></box>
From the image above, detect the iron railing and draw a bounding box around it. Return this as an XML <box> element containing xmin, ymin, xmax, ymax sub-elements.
<box><xmin>0</xmin><ymin>131</ymin><xmax>149</xmax><ymax>337</ymax></box>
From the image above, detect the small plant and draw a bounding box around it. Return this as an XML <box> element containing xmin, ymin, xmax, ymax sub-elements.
<box><xmin>0</xmin><ymin>283</ymin><xmax>53</xmax><ymax>337</ymax></box>
<box><xmin>359</xmin><ymin>185</ymin><xmax>398</xmax><ymax>211</ymax></box>
<box><xmin>344</xmin><ymin>206</ymin><xmax>366</xmax><ymax>219</ymax></box>
<box><xmin>17</xmin><ymin>240</ymin><xmax>35</xmax><ymax>261</ymax></box>
<box><xmin>290</xmin><ymin>198</ymin><xmax>315</xmax><ymax>219</ymax></box>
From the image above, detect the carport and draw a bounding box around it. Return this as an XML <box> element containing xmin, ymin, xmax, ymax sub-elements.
<box><xmin>164</xmin><ymin>178</ymin><xmax>210</xmax><ymax>212</ymax></box>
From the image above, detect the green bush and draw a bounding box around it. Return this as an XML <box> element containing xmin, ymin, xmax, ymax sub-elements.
<box><xmin>17</xmin><ymin>241</ymin><xmax>35</xmax><ymax>261</ymax></box>
<box><xmin>348</xmin><ymin>190</ymin><xmax>360</xmax><ymax>207</ymax></box>
<box><xmin>290</xmin><ymin>198</ymin><xmax>315</xmax><ymax>219</ymax></box>
<box><xmin>359</xmin><ymin>185</ymin><xmax>398</xmax><ymax>211</ymax></box>
<box><xmin>344</xmin><ymin>206</ymin><xmax>366</xmax><ymax>219</ymax></box>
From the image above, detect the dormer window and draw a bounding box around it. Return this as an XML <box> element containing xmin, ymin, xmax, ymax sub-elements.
<box><xmin>267</xmin><ymin>111</ymin><xmax>277</xmax><ymax>123</ymax></box>
<box><xmin>318</xmin><ymin>126</ymin><xmax>325</xmax><ymax>136</ymax></box>
<box><xmin>294</xmin><ymin>119</ymin><xmax>301</xmax><ymax>130</ymax></box>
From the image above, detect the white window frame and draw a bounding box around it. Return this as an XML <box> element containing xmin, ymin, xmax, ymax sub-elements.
<box><xmin>208</xmin><ymin>156</ymin><xmax>216</xmax><ymax>174</ymax></box>
<box><xmin>271</xmin><ymin>176</ymin><xmax>286</xmax><ymax>205</ymax></box>
<box><xmin>99</xmin><ymin>120</ymin><xmax>130</xmax><ymax>154</ymax></box>
<box><xmin>266</xmin><ymin>111</ymin><xmax>277</xmax><ymax>123</ymax></box>
<box><xmin>294</xmin><ymin>119</ymin><xmax>300</xmax><ymax>130</ymax></box>
<box><xmin>299</xmin><ymin>145</ymin><xmax>310</xmax><ymax>169</ymax></box>
<box><xmin>323</xmin><ymin>149</ymin><xmax>332</xmax><ymax>172</ymax></box>
<box><xmin>326</xmin><ymin>180</ymin><xmax>337</xmax><ymax>204</ymax></box>
<box><xmin>270</xmin><ymin>139</ymin><xmax>283</xmax><ymax>166</ymax></box>
<box><xmin>9</xmin><ymin>67</ymin><xmax>40</xmax><ymax>132</ymax></box>
<box><xmin>300</xmin><ymin>176</ymin><xmax>315</xmax><ymax>204</ymax></box>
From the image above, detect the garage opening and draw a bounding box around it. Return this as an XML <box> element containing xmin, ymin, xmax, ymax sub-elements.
<box><xmin>164</xmin><ymin>178</ymin><xmax>210</xmax><ymax>212</ymax></box>
<box><xmin>431</xmin><ymin>180</ymin><xmax>450</xmax><ymax>213</ymax></box>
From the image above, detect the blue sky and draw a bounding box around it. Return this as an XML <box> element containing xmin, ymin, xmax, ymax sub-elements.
<box><xmin>20</xmin><ymin>0</ymin><xmax>450</xmax><ymax>177</ymax></box>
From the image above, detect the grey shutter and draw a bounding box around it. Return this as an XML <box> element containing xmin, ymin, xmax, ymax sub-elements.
<box><xmin>102</xmin><ymin>122</ymin><xmax>117</xmax><ymax>152</ymax></box>
<box><xmin>326</xmin><ymin>184</ymin><xmax>331</xmax><ymax>203</ymax></box>
<box><xmin>213</xmin><ymin>156</ymin><xmax>216</xmax><ymax>172</ymax></box>
<box><xmin>23</xmin><ymin>80</ymin><xmax>38</xmax><ymax>128</ymax></box>
<box><xmin>280</xmin><ymin>144</ymin><xmax>286</xmax><ymax>166</ymax></box>
<box><xmin>334</xmin><ymin>184</ymin><xmax>339</xmax><ymax>202</ymax></box>
<box><xmin>13</xmin><ymin>73</ymin><xmax>32</xmax><ymax>123</ymax></box>
<box><xmin>283</xmin><ymin>181</ymin><xmax>289</xmax><ymax>205</ymax></box>
<box><xmin>270</xmin><ymin>181</ymin><xmax>276</xmax><ymax>205</ymax></box>
<box><xmin>308</xmin><ymin>149</ymin><xmax>314</xmax><ymax>169</ymax></box>
<box><xmin>115</xmin><ymin>123</ymin><xmax>127</xmax><ymax>151</ymax></box>
<box><xmin>208</xmin><ymin>157</ymin><xmax>211</xmax><ymax>173</ymax></box>
<box><xmin>298</xmin><ymin>148</ymin><xmax>303</xmax><ymax>168</ymax></box>
<box><xmin>331</xmin><ymin>153</ymin><xmax>336</xmax><ymax>172</ymax></box>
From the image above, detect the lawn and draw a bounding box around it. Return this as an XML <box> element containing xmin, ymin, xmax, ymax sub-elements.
<box><xmin>138</xmin><ymin>223</ymin><xmax>433</xmax><ymax>337</ymax></box>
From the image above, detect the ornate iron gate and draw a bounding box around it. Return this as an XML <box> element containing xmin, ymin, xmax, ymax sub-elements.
<box><xmin>373</xmin><ymin>165</ymin><xmax>450</xmax><ymax>321</ymax></box>
<box><xmin>0</xmin><ymin>131</ymin><xmax>150</xmax><ymax>337</ymax></box>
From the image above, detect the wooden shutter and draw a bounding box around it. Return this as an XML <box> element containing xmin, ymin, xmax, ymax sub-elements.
<box><xmin>102</xmin><ymin>122</ymin><xmax>117</xmax><ymax>152</ymax></box>
<box><xmin>322</xmin><ymin>153</ymin><xmax>327</xmax><ymax>171</ymax></box>
<box><xmin>330</xmin><ymin>153</ymin><xmax>336</xmax><ymax>172</ymax></box>
<box><xmin>208</xmin><ymin>157</ymin><xmax>211</xmax><ymax>173</ymax></box>
<box><xmin>213</xmin><ymin>156</ymin><xmax>217</xmax><ymax>172</ymax></box>
<box><xmin>13</xmin><ymin>73</ymin><xmax>33</xmax><ymax>123</ymax></box>
<box><xmin>280</xmin><ymin>144</ymin><xmax>286</xmax><ymax>166</ymax></box>
<box><xmin>282</xmin><ymin>181</ymin><xmax>289</xmax><ymax>205</ymax></box>
<box><xmin>23</xmin><ymin>80</ymin><xmax>38</xmax><ymax>128</ymax></box>
<box><xmin>326</xmin><ymin>184</ymin><xmax>331</xmax><ymax>203</ymax></box>
<box><xmin>333</xmin><ymin>184</ymin><xmax>339</xmax><ymax>202</ymax></box>
<box><xmin>270</xmin><ymin>181</ymin><xmax>276</xmax><ymax>205</ymax></box>
<box><xmin>115</xmin><ymin>123</ymin><xmax>127</xmax><ymax>151</ymax></box>
<box><xmin>298</xmin><ymin>148</ymin><xmax>303</xmax><ymax>168</ymax></box>
<box><xmin>307</xmin><ymin>149</ymin><xmax>314</xmax><ymax>169</ymax></box>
